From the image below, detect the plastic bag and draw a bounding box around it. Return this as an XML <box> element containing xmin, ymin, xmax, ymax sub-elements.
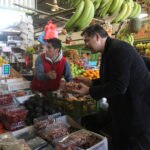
<box><xmin>38</xmin><ymin>31</ymin><xmax>47</xmax><ymax>45</ymax></box>
<box><xmin>44</xmin><ymin>20</ymin><xmax>58</xmax><ymax>40</ymax></box>
<box><xmin>27</xmin><ymin>136</ymin><xmax>47</xmax><ymax>150</ymax></box>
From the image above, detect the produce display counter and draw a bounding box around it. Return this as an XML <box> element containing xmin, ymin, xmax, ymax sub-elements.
<box><xmin>10</xmin><ymin>114</ymin><xmax>108</xmax><ymax>150</ymax></box>
<box><xmin>0</xmin><ymin>56</ymin><xmax>108</xmax><ymax>149</ymax></box>
<box><xmin>0</xmin><ymin>86</ymin><xmax>108</xmax><ymax>149</ymax></box>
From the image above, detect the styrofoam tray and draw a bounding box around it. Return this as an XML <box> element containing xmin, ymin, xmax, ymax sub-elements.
<box><xmin>15</xmin><ymin>94</ymin><xmax>35</xmax><ymax>104</ymax></box>
<box><xmin>1</xmin><ymin>81</ymin><xmax>31</xmax><ymax>91</ymax></box>
<box><xmin>0</xmin><ymin>78</ymin><xmax>24</xmax><ymax>84</ymax></box>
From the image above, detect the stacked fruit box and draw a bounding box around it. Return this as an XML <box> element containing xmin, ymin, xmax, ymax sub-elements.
<box><xmin>0</xmin><ymin>105</ymin><xmax>28</xmax><ymax>131</ymax></box>
<box><xmin>63</xmin><ymin>99</ymin><xmax>97</xmax><ymax>117</ymax></box>
<box><xmin>0</xmin><ymin>94</ymin><xmax>13</xmax><ymax>105</ymax></box>
<box><xmin>46</xmin><ymin>91</ymin><xmax>98</xmax><ymax>118</ymax></box>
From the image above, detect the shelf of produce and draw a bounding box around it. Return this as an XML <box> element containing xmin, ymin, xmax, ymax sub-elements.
<box><xmin>134</xmin><ymin>33</ymin><xmax>150</xmax><ymax>42</ymax></box>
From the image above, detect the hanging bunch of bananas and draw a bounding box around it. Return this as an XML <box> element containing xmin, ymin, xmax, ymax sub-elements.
<box><xmin>111</xmin><ymin>0</ymin><xmax>141</xmax><ymax>23</ymax></box>
<box><xmin>95</xmin><ymin>0</ymin><xmax>141</xmax><ymax>23</ymax></box>
<box><xmin>64</xmin><ymin>0</ymin><xmax>142</xmax><ymax>32</ymax></box>
<box><xmin>116</xmin><ymin>26</ymin><xmax>134</xmax><ymax>46</ymax></box>
<box><xmin>64</xmin><ymin>0</ymin><xmax>95</xmax><ymax>32</ymax></box>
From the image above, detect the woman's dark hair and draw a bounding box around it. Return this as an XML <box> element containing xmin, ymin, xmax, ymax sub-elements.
<box><xmin>46</xmin><ymin>38</ymin><xmax>62</xmax><ymax>51</ymax></box>
<box><xmin>81</xmin><ymin>24</ymin><xmax>108</xmax><ymax>38</ymax></box>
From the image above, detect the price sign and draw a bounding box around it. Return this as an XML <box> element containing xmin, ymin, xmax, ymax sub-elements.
<box><xmin>2</xmin><ymin>64</ymin><xmax>10</xmax><ymax>76</ymax></box>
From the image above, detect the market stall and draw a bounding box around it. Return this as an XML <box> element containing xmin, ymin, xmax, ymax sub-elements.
<box><xmin>0</xmin><ymin>0</ymin><xmax>149</xmax><ymax>149</ymax></box>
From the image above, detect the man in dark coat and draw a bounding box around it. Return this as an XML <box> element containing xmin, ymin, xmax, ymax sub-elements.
<box><xmin>73</xmin><ymin>24</ymin><xmax>150</xmax><ymax>150</ymax></box>
<box><xmin>142</xmin><ymin>56</ymin><xmax>150</xmax><ymax>71</ymax></box>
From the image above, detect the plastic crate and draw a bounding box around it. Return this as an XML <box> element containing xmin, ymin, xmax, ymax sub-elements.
<box><xmin>55</xmin><ymin>129</ymin><xmax>108</xmax><ymax>150</ymax></box>
<box><xmin>3</xmin><ymin>120</ymin><xmax>26</xmax><ymax>131</ymax></box>
<box><xmin>0</xmin><ymin>105</ymin><xmax>28</xmax><ymax>123</ymax></box>
<box><xmin>52</xmin><ymin>98</ymin><xmax>66</xmax><ymax>112</ymax></box>
<box><xmin>45</xmin><ymin>94</ymin><xmax>98</xmax><ymax>118</ymax></box>
<box><xmin>63</xmin><ymin>99</ymin><xmax>98</xmax><ymax>117</ymax></box>
<box><xmin>37</xmin><ymin>115</ymin><xmax>81</xmax><ymax>141</ymax></box>
<box><xmin>33</xmin><ymin>112</ymin><xmax>61</xmax><ymax>130</ymax></box>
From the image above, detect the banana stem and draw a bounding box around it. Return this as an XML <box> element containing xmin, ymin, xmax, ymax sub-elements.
<box><xmin>115</xmin><ymin>22</ymin><xmax>126</xmax><ymax>38</ymax></box>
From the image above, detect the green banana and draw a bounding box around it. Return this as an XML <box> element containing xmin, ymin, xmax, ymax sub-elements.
<box><xmin>129</xmin><ymin>0</ymin><xmax>134</xmax><ymax>8</ymax></box>
<box><xmin>119</xmin><ymin>1</ymin><xmax>132</xmax><ymax>22</ymax></box>
<box><xmin>74</xmin><ymin>0</ymin><xmax>93</xmax><ymax>31</ymax></box>
<box><xmin>108</xmin><ymin>0</ymin><xmax>123</xmax><ymax>15</ymax></box>
<box><xmin>111</xmin><ymin>3</ymin><xmax>128</xmax><ymax>23</ymax></box>
<box><xmin>94</xmin><ymin>0</ymin><xmax>102</xmax><ymax>10</ymax></box>
<box><xmin>65</xmin><ymin>1</ymin><xmax>85</xmax><ymax>31</ymax></box>
<box><xmin>129</xmin><ymin>2</ymin><xmax>139</xmax><ymax>18</ymax></box>
<box><xmin>97</xmin><ymin>0</ymin><xmax>110</xmax><ymax>16</ymax></box>
<box><xmin>125</xmin><ymin>34</ymin><xmax>134</xmax><ymax>45</ymax></box>
<box><xmin>79</xmin><ymin>1</ymin><xmax>95</xmax><ymax>30</ymax></box>
<box><xmin>72</xmin><ymin>0</ymin><xmax>82</xmax><ymax>8</ymax></box>
<box><xmin>99</xmin><ymin>0</ymin><xmax>110</xmax><ymax>8</ymax></box>
<box><xmin>132</xmin><ymin>3</ymin><xmax>141</xmax><ymax>18</ymax></box>
<box><xmin>99</xmin><ymin>0</ymin><xmax>113</xmax><ymax>18</ymax></box>
<box><xmin>117</xmin><ymin>30</ymin><xmax>134</xmax><ymax>46</ymax></box>
<box><xmin>130</xmin><ymin>34</ymin><xmax>134</xmax><ymax>45</ymax></box>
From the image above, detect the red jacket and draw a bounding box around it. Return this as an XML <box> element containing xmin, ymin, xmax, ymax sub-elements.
<box><xmin>31</xmin><ymin>53</ymin><xmax>66</xmax><ymax>93</ymax></box>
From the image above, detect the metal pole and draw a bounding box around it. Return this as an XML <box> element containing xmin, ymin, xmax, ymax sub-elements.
<box><xmin>46</xmin><ymin>3</ymin><xmax>66</xmax><ymax>11</ymax></box>
<box><xmin>13</xmin><ymin>3</ymin><xmax>70</xmax><ymax>21</ymax></box>
<box><xmin>46</xmin><ymin>3</ymin><xmax>105</xmax><ymax>23</ymax></box>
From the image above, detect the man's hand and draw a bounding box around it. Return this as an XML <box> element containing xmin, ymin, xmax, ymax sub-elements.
<box><xmin>46</xmin><ymin>70</ymin><xmax>57</xmax><ymax>79</ymax></box>
<box><xmin>73</xmin><ymin>76</ymin><xmax>92</xmax><ymax>87</ymax></box>
<box><xmin>73</xmin><ymin>83</ymin><xmax>90</xmax><ymax>96</ymax></box>
<box><xmin>59</xmin><ymin>80</ymin><xmax>65</xmax><ymax>90</ymax></box>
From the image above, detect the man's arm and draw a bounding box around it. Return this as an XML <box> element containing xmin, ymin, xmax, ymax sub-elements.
<box><xmin>142</xmin><ymin>56</ymin><xmax>150</xmax><ymax>71</ymax></box>
<box><xmin>64</xmin><ymin>61</ymin><xmax>72</xmax><ymax>82</ymax></box>
<box><xmin>90</xmin><ymin>45</ymin><xmax>132</xmax><ymax>100</ymax></box>
<box><xmin>92</xmin><ymin>78</ymin><xmax>102</xmax><ymax>86</ymax></box>
<box><xmin>35</xmin><ymin>55</ymin><xmax>49</xmax><ymax>80</ymax></box>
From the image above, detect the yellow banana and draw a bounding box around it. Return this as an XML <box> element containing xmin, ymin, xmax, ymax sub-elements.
<box><xmin>65</xmin><ymin>1</ymin><xmax>85</xmax><ymax>31</ymax></box>
<box><xmin>112</xmin><ymin>3</ymin><xmax>128</xmax><ymax>23</ymax></box>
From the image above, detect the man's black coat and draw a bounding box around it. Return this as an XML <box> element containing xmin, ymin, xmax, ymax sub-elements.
<box><xmin>89</xmin><ymin>37</ymin><xmax>150</xmax><ymax>149</ymax></box>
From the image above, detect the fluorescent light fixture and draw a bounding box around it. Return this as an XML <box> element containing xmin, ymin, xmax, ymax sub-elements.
<box><xmin>139</xmin><ymin>13</ymin><xmax>148</xmax><ymax>18</ymax></box>
<box><xmin>0</xmin><ymin>8</ymin><xmax>25</xmax><ymax>30</ymax></box>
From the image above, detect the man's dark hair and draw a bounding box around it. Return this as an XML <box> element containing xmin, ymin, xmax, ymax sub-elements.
<box><xmin>81</xmin><ymin>24</ymin><xmax>108</xmax><ymax>38</ymax></box>
<box><xmin>46</xmin><ymin>38</ymin><xmax>62</xmax><ymax>51</ymax></box>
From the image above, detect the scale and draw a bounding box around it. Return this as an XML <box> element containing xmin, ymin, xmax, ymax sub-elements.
<box><xmin>2</xmin><ymin>64</ymin><xmax>10</xmax><ymax>77</ymax></box>
<box><xmin>0</xmin><ymin>64</ymin><xmax>10</xmax><ymax>86</ymax></box>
